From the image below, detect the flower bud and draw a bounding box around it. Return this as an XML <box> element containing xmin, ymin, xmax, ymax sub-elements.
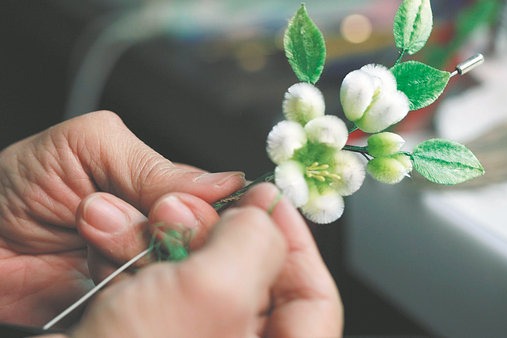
<box><xmin>361</xmin><ymin>64</ymin><xmax>398</xmax><ymax>91</ymax></box>
<box><xmin>304</xmin><ymin>115</ymin><xmax>348</xmax><ymax>149</ymax></box>
<box><xmin>274</xmin><ymin>160</ymin><xmax>309</xmax><ymax>207</ymax></box>
<box><xmin>267</xmin><ymin>120</ymin><xmax>307</xmax><ymax>164</ymax></box>
<box><xmin>301</xmin><ymin>189</ymin><xmax>344</xmax><ymax>224</ymax></box>
<box><xmin>354</xmin><ymin>90</ymin><xmax>409</xmax><ymax>133</ymax></box>
<box><xmin>391</xmin><ymin>153</ymin><xmax>413</xmax><ymax>173</ymax></box>
<box><xmin>340</xmin><ymin>64</ymin><xmax>410</xmax><ymax>133</ymax></box>
<box><xmin>340</xmin><ymin>69</ymin><xmax>375</xmax><ymax>122</ymax></box>
<box><xmin>283</xmin><ymin>83</ymin><xmax>325</xmax><ymax>125</ymax></box>
<box><xmin>367</xmin><ymin>132</ymin><xmax>405</xmax><ymax>157</ymax></box>
<box><xmin>367</xmin><ymin>155</ymin><xmax>410</xmax><ymax>184</ymax></box>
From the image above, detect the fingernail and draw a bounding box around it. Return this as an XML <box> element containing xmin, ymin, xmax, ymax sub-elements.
<box><xmin>193</xmin><ymin>172</ymin><xmax>245</xmax><ymax>187</ymax></box>
<box><xmin>83</xmin><ymin>195</ymin><xmax>127</xmax><ymax>233</ymax></box>
<box><xmin>153</xmin><ymin>195</ymin><xmax>199</xmax><ymax>228</ymax></box>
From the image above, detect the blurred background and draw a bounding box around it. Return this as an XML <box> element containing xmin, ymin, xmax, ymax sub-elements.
<box><xmin>1</xmin><ymin>0</ymin><xmax>506</xmax><ymax>335</ymax></box>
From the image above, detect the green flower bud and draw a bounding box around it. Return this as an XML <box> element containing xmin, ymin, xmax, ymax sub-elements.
<box><xmin>391</xmin><ymin>152</ymin><xmax>413</xmax><ymax>172</ymax></box>
<box><xmin>367</xmin><ymin>132</ymin><xmax>405</xmax><ymax>157</ymax></box>
<box><xmin>367</xmin><ymin>155</ymin><xmax>411</xmax><ymax>184</ymax></box>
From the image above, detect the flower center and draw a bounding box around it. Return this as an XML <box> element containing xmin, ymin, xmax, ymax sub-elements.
<box><xmin>305</xmin><ymin>162</ymin><xmax>340</xmax><ymax>183</ymax></box>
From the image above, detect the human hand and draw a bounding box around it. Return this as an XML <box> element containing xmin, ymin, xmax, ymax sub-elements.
<box><xmin>68</xmin><ymin>183</ymin><xmax>343</xmax><ymax>337</ymax></box>
<box><xmin>0</xmin><ymin>111</ymin><xmax>245</xmax><ymax>326</ymax></box>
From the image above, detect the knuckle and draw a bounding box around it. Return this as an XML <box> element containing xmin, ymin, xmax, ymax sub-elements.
<box><xmin>88</xmin><ymin>110</ymin><xmax>123</xmax><ymax>125</ymax></box>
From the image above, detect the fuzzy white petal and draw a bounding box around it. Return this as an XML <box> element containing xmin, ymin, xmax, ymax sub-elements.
<box><xmin>283</xmin><ymin>83</ymin><xmax>325</xmax><ymax>125</ymax></box>
<box><xmin>301</xmin><ymin>190</ymin><xmax>344</xmax><ymax>224</ymax></box>
<box><xmin>356</xmin><ymin>90</ymin><xmax>409</xmax><ymax>133</ymax></box>
<box><xmin>360</xmin><ymin>64</ymin><xmax>397</xmax><ymax>92</ymax></box>
<box><xmin>332</xmin><ymin>151</ymin><xmax>366</xmax><ymax>196</ymax></box>
<box><xmin>266</xmin><ymin>121</ymin><xmax>307</xmax><ymax>164</ymax></box>
<box><xmin>274</xmin><ymin>160</ymin><xmax>309</xmax><ymax>207</ymax></box>
<box><xmin>304</xmin><ymin>115</ymin><xmax>348</xmax><ymax>149</ymax></box>
<box><xmin>340</xmin><ymin>70</ymin><xmax>376</xmax><ymax>122</ymax></box>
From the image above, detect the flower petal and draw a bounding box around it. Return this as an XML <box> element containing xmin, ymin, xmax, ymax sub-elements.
<box><xmin>360</xmin><ymin>64</ymin><xmax>397</xmax><ymax>92</ymax></box>
<box><xmin>283</xmin><ymin>82</ymin><xmax>325</xmax><ymax>125</ymax></box>
<box><xmin>367</xmin><ymin>132</ymin><xmax>406</xmax><ymax>157</ymax></box>
<box><xmin>367</xmin><ymin>155</ymin><xmax>411</xmax><ymax>184</ymax></box>
<box><xmin>274</xmin><ymin>160</ymin><xmax>309</xmax><ymax>207</ymax></box>
<box><xmin>332</xmin><ymin>151</ymin><xmax>366</xmax><ymax>196</ymax></box>
<box><xmin>266</xmin><ymin>121</ymin><xmax>307</xmax><ymax>164</ymax></box>
<box><xmin>340</xmin><ymin>69</ymin><xmax>376</xmax><ymax>122</ymax></box>
<box><xmin>304</xmin><ymin>115</ymin><xmax>348</xmax><ymax>149</ymax></box>
<box><xmin>355</xmin><ymin>90</ymin><xmax>409</xmax><ymax>133</ymax></box>
<box><xmin>301</xmin><ymin>189</ymin><xmax>344</xmax><ymax>224</ymax></box>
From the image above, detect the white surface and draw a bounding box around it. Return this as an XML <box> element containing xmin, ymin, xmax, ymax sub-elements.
<box><xmin>346</xmin><ymin>178</ymin><xmax>507</xmax><ymax>337</ymax></box>
<box><xmin>423</xmin><ymin>183</ymin><xmax>507</xmax><ymax>250</ymax></box>
<box><xmin>435</xmin><ymin>54</ymin><xmax>507</xmax><ymax>143</ymax></box>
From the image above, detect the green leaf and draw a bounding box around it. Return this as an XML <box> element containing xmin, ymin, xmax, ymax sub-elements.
<box><xmin>411</xmin><ymin>139</ymin><xmax>484</xmax><ymax>185</ymax></box>
<box><xmin>284</xmin><ymin>4</ymin><xmax>326</xmax><ymax>84</ymax></box>
<box><xmin>393</xmin><ymin>0</ymin><xmax>433</xmax><ymax>55</ymax></box>
<box><xmin>392</xmin><ymin>61</ymin><xmax>450</xmax><ymax>111</ymax></box>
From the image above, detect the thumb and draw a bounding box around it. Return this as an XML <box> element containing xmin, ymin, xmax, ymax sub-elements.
<box><xmin>76</xmin><ymin>191</ymin><xmax>220</xmax><ymax>283</ymax></box>
<box><xmin>66</xmin><ymin>111</ymin><xmax>245</xmax><ymax>213</ymax></box>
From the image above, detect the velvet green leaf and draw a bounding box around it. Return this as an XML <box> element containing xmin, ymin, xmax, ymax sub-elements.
<box><xmin>412</xmin><ymin>139</ymin><xmax>484</xmax><ymax>185</ymax></box>
<box><xmin>393</xmin><ymin>0</ymin><xmax>433</xmax><ymax>55</ymax></box>
<box><xmin>392</xmin><ymin>61</ymin><xmax>450</xmax><ymax>110</ymax></box>
<box><xmin>284</xmin><ymin>4</ymin><xmax>326</xmax><ymax>84</ymax></box>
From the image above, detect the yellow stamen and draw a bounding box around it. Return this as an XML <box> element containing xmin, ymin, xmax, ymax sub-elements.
<box><xmin>305</xmin><ymin>162</ymin><xmax>341</xmax><ymax>184</ymax></box>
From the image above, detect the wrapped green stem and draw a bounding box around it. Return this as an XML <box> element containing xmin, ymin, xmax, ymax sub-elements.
<box><xmin>212</xmin><ymin>171</ymin><xmax>275</xmax><ymax>212</ymax></box>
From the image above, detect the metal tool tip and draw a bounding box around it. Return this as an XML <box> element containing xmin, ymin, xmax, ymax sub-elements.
<box><xmin>455</xmin><ymin>53</ymin><xmax>484</xmax><ymax>75</ymax></box>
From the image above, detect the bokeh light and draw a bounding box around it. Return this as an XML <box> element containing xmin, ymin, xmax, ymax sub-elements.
<box><xmin>340</xmin><ymin>14</ymin><xmax>372</xmax><ymax>44</ymax></box>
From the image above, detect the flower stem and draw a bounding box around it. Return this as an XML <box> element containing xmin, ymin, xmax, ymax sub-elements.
<box><xmin>343</xmin><ymin>144</ymin><xmax>371</xmax><ymax>160</ymax></box>
<box><xmin>212</xmin><ymin>171</ymin><xmax>275</xmax><ymax>212</ymax></box>
<box><xmin>343</xmin><ymin>144</ymin><xmax>368</xmax><ymax>154</ymax></box>
<box><xmin>348</xmin><ymin>124</ymin><xmax>358</xmax><ymax>133</ymax></box>
<box><xmin>395</xmin><ymin>49</ymin><xmax>406</xmax><ymax>65</ymax></box>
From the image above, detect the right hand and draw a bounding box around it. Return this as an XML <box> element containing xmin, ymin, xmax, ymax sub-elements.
<box><xmin>70</xmin><ymin>183</ymin><xmax>343</xmax><ymax>337</ymax></box>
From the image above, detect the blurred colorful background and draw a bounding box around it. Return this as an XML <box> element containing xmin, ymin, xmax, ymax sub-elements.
<box><xmin>1</xmin><ymin>0</ymin><xmax>505</xmax><ymax>335</ymax></box>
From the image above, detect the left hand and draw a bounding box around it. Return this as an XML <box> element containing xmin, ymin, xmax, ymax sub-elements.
<box><xmin>0</xmin><ymin>111</ymin><xmax>245</xmax><ymax>326</ymax></box>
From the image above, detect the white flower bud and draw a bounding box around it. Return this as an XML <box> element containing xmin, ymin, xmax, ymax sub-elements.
<box><xmin>340</xmin><ymin>69</ymin><xmax>376</xmax><ymax>122</ymax></box>
<box><xmin>360</xmin><ymin>64</ymin><xmax>398</xmax><ymax>92</ymax></box>
<box><xmin>332</xmin><ymin>151</ymin><xmax>366</xmax><ymax>196</ymax></box>
<box><xmin>340</xmin><ymin>64</ymin><xmax>410</xmax><ymax>133</ymax></box>
<box><xmin>367</xmin><ymin>155</ymin><xmax>411</xmax><ymax>184</ymax></box>
<box><xmin>283</xmin><ymin>83</ymin><xmax>325</xmax><ymax>125</ymax></box>
<box><xmin>266</xmin><ymin>121</ymin><xmax>307</xmax><ymax>164</ymax></box>
<box><xmin>367</xmin><ymin>132</ymin><xmax>406</xmax><ymax>157</ymax></box>
<box><xmin>274</xmin><ymin>160</ymin><xmax>309</xmax><ymax>207</ymax></box>
<box><xmin>354</xmin><ymin>90</ymin><xmax>409</xmax><ymax>133</ymax></box>
<box><xmin>301</xmin><ymin>189</ymin><xmax>344</xmax><ymax>224</ymax></box>
<box><xmin>304</xmin><ymin>115</ymin><xmax>348</xmax><ymax>149</ymax></box>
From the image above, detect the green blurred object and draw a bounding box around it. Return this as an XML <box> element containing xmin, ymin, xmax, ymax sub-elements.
<box><xmin>426</xmin><ymin>0</ymin><xmax>503</xmax><ymax>67</ymax></box>
<box><xmin>150</xmin><ymin>227</ymin><xmax>190</xmax><ymax>262</ymax></box>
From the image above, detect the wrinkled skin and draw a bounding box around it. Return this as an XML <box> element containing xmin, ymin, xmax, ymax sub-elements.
<box><xmin>0</xmin><ymin>111</ymin><xmax>343</xmax><ymax>337</ymax></box>
<box><xmin>0</xmin><ymin>111</ymin><xmax>245</xmax><ymax>326</ymax></box>
<box><xmin>70</xmin><ymin>183</ymin><xmax>343</xmax><ymax>338</ymax></box>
